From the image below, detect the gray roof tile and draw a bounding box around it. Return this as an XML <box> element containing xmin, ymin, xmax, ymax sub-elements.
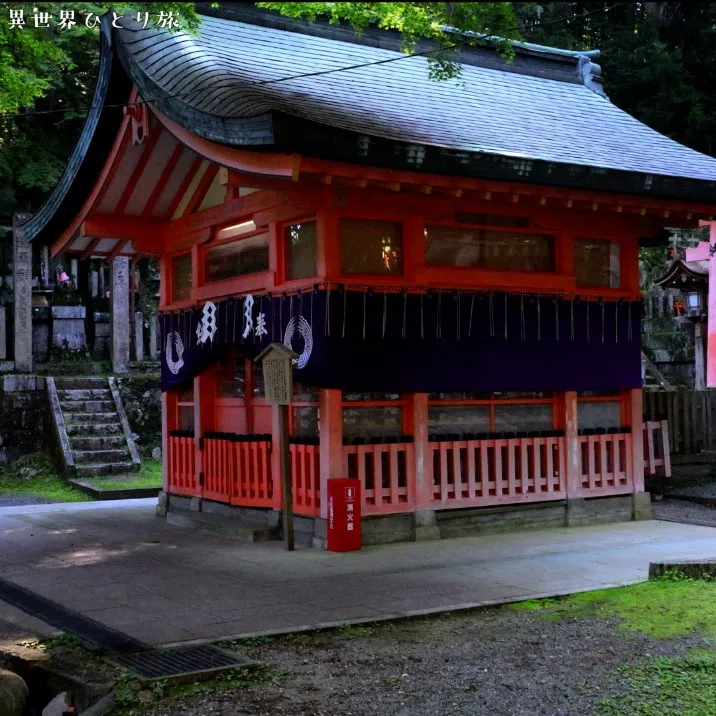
<box><xmin>116</xmin><ymin>14</ymin><xmax>716</xmax><ymax>182</ymax></box>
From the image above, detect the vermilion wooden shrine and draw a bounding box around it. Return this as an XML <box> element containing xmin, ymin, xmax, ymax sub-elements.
<box><xmin>23</xmin><ymin>5</ymin><xmax>716</xmax><ymax>545</ymax></box>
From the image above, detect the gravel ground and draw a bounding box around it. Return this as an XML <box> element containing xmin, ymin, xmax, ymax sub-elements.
<box><xmin>652</xmin><ymin>495</ymin><xmax>716</xmax><ymax>526</ymax></box>
<box><xmin>0</xmin><ymin>496</ymin><xmax>58</xmax><ymax>507</ymax></box>
<box><xmin>146</xmin><ymin>609</ymin><xmax>703</xmax><ymax>716</ymax></box>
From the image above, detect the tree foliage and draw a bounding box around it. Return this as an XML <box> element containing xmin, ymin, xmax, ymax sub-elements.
<box><xmin>3</xmin><ymin>1</ymin><xmax>716</xmax><ymax>235</ymax></box>
<box><xmin>256</xmin><ymin>2</ymin><xmax>520</xmax><ymax>80</ymax></box>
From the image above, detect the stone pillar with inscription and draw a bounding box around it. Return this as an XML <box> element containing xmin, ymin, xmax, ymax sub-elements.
<box><xmin>111</xmin><ymin>256</ymin><xmax>130</xmax><ymax>374</ymax></box>
<box><xmin>13</xmin><ymin>214</ymin><xmax>33</xmax><ymax>373</ymax></box>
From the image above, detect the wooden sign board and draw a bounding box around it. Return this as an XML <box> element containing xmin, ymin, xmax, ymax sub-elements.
<box><xmin>255</xmin><ymin>343</ymin><xmax>297</xmax><ymax>406</ymax></box>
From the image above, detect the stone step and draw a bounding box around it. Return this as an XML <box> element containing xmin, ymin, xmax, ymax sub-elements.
<box><xmin>70</xmin><ymin>435</ymin><xmax>128</xmax><ymax>451</ymax></box>
<box><xmin>63</xmin><ymin>412</ymin><xmax>119</xmax><ymax>425</ymax></box>
<box><xmin>75</xmin><ymin>461</ymin><xmax>136</xmax><ymax>478</ymax></box>
<box><xmin>53</xmin><ymin>377</ymin><xmax>109</xmax><ymax>390</ymax></box>
<box><xmin>73</xmin><ymin>449</ymin><xmax>132</xmax><ymax>464</ymax></box>
<box><xmin>65</xmin><ymin>422</ymin><xmax>123</xmax><ymax>437</ymax></box>
<box><xmin>59</xmin><ymin>389</ymin><xmax>112</xmax><ymax>402</ymax></box>
<box><xmin>166</xmin><ymin>511</ymin><xmax>280</xmax><ymax>543</ymax></box>
<box><xmin>61</xmin><ymin>400</ymin><xmax>116</xmax><ymax>413</ymax></box>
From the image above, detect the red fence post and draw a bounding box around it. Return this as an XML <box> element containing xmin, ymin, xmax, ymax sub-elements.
<box><xmin>319</xmin><ymin>389</ymin><xmax>343</xmax><ymax>521</ymax></box>
<box><xmin>412</xmin><ymin>393</ymin><xmax>440</xmax><ymax>540</ymax></box>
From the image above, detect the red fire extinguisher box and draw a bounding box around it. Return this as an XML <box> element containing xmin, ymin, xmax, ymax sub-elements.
<box><xmin>327</xmin><ymin>478</ymin><xmax>362</xmax><ymax>552</ymax></box>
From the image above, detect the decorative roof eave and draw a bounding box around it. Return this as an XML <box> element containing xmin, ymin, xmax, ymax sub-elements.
<box><xmin>654</xmin><ymin>259</ymin><xmax>709</xmax><ymax>288</ymax></box>
<box><xmin>22</xmin><ymin>16</ymin><xmax>133</xmax><ymax>245</ymax></box>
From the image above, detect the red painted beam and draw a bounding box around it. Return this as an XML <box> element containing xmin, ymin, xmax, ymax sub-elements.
<box><xmin>51</xmin><ymin>118</ymin><xmax>131</xmax><ymax>258</ymax></box>
<box><xmin>115</xmin><ymin>125</ymin><xmax>163</xmax><ymax>216</ymax></box>
<box><xmin>142</xmin><ymin>141</ymin><xmax>184</xmax><ymax>217</ymax></box>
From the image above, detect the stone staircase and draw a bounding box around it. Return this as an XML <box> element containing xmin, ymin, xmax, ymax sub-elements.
<box><xmin>47</xmin><ymin>376</ymin><xmax>141</xmax><ymax>478</ymax></box>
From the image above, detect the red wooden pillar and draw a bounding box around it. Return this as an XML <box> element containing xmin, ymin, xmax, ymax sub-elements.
<box><xmin>411</xmin><ymin>393</ymin><xmax>439</xmax><ymax>540</ymax></box>
<box><xmin>629</xmin><ymin>388</ymin><xmax>645</xmax><ymax>493</ymax></box>
<box><xmin>161</xmin><ymin>391</ymin><xmax>169</xmax><ymax>493</ymax></box>
<box><xmin>319</xmin><ymin>388</ymin><xmax>343</xmax><ymax>520</ymax></box>
<box><xmin>562</xmin><ymin>391</ymin><xmax>582</xmax><ymax>524</ymax></box>
<box><xmin>708</xmin><ymin>222</ymin><xmax>716</xmax><ymax>387</ymax></box>
<box><xmin>194</xmin><ymin>369</ymin><xmax>215</xmax><ymax>506</ymax></box>
<box><xmin>412</xmin><ymin>393</ymin><xmax>431</xmax><ymax>510</ymax></box>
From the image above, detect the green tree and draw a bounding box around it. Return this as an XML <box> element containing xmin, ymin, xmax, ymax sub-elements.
<box><xmin>0</xmin><ymin>3</ymin><xmax>200</xmax><ymax>234</ymax></box>
<box><xmin>256</xmin><ymin>2</ymin><xmax>520</xmax><ymax>80</ymax></box>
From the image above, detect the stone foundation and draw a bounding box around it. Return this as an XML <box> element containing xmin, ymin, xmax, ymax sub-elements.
<box><xmin>162</xmin><ymin>492</ymin><xmax>652</xmax><ymax>548</ymax></box>
<box><xmin>0</xmin><ymin>375</ymin><xmax>46</xmax><ymax>462</ymax></box>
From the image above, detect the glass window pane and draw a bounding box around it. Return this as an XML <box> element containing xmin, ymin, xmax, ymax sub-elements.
<box><xmin>340</xmin><ymin>219</ymin><xmax>402</xmax><ymax>275</ymax></box>
<box><xmin>428</xmin><ymin>392</ymin><xmax>492</xmax><ymax>400</ymax></box>
<box><xmin>171</xmin><ymin>254</ymin><xmax>192</xmax><ymax>302</ymax></box>
<box><xmin>428</xmin><ymin>405</ymin><xmax>490</xmax><ymax>435</ymax></box>
<box><xmin>218</xmin><ymin>358</ymin><xmax>245</xmax><ymax>398</ymax></box>
<box><xmin>294</xmin><ymin>383</ymin><xmax>318</xmax><ymax>402</ymax></box>
<box><xmin>293</xmin><ymin>407</ymin><xmax>318</xmax><ymax>438</ymax></box>
<box><xmin>177</xmin><ymin>385</ymin><xmax>193</xmax><ymax>404</ymax></box>
<box><xmin>343</xmin><ymin>392</ymin><xmax>401</xmax><ymax>402</ymax></box>
<box><xmin>494</xmin><ymin>404</ymin><xmax>553</xmax><ymax>432</ymax></box>
<box><xmin>578</xmin><ymin>401</ymin><xmax>622</xmax><ymax>430</ymax></box>
<box><xmin>575</xmin><ymin>238</ymin><xmax>621</xmax><ymax>288</ymax></box>
<box><xmin>178</xmin><ymin>406</ymin><xmax>194</xmax><ymax>432</ymax></box>
<box><xmin>206</xmin><ymin>233</ymin><xmax>269</xmax><ymax>282</ymax></box>
<box><xmin>342</xmin><ymin>407</ymin><xmax>403</xmax><ymax>439</ymax></box>
<box><xmin>425</xmin><ymin>226</ymin><xmax>555</xmax><ymax>272</ymax></box>
<box><xmin>285</xmin><ymin>222</ymin><xmax>317</xmax><ymax>280</ymax></box>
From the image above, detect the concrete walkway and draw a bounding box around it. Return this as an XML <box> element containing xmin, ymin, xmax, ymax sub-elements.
<box><xmin>1</xmin><ymin>500</ymin><xmax>716</xmax><ymax>646</ymax></box>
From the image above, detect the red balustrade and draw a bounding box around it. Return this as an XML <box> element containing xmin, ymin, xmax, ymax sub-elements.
<box><xmin>343</xmin><ymin>443</ymin><xmax>415</xmax><ymax>514</ymax></box>
<box><xmin>430</xmin><ymin>436</ymin><xmax>566</xmax><ymax>508</ymax></box>
<box><xmin>578</xmin><ymin>433</ymin><xmax>633</xmax><ymax>496</ymax></box>
<box><xmin>231</xmin><ymin>439</ymin><xmax>273</xmax><ymax>508</ymax></box>
<box><xmin>167</xmin><ymin>435</ymin><xmax>198</xmax><ymax>497</ymax></box>
<box><xmin>290</xmin><ymin>443</ymin><xmax>321</xmax><ymax>516</ymax></box>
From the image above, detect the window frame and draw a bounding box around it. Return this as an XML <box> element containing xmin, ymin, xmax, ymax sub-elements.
<box><xmin>573</xmin><ymin>236</ymin><xmax>623</xmax><ymax>290</ymax></box>
<box><xmin>423</xmin><ymin>221</ymin><xmax>558</xmax><ymax>274</ymax></box>
<box><xmin>168</xmin><ymin>251</ymin><xmax>194</xmax><ymax>308</ymax></box>
<box><xmin>427</xmin><ymin>392</ymin><xmax>558</xmax><ymax>434</ymax></box>
<box><xmin>214</xmin><ymin>351</ymin><xmax>268</xmax><ymax>435</ymax></box>
<box><xmin>415</xmin><ymin>216</ymin><xmax>572</xmax><ymax>293</ymax></box>
<box><xmin>200</xmin><ymin>225</ymin><xmax>271</xmax><ymax>287</ymax></box>
<box><xmin>278</xmin><ymin>215</ymin><xmax>319</xmax><ymax>288</ymax></box>
<box><xmin>338</xmin><ymin>216</ymin><xmax>406</xmax><ymax>280</ymax></box>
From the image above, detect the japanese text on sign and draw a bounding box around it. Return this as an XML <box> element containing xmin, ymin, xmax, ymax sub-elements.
<box><xmin>7</xmin><ymin>8</ymin><xmax>181</xmax><ymax>30</ymax></box>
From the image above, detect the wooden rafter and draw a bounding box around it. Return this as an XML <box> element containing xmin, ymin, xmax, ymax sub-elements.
<box><xmin>114</xmin><ymin>124</ymin><xmax>163</xmax><ymax>215</ymax></box>
<box><xmin>80</xmin><ymin>237</ymin><xmax>102</xmax><ymax>261</ymax></box>
<box><xmin>167</xmin><ymin>155</ymin><xmax>203</xmax><ymax>220</ymax></box>
<box><xmin>142</xmin><ymin>141</ymin><xmax>184</xmax><ymax>217</ymax></box>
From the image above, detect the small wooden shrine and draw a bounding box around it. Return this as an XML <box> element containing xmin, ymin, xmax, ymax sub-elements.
<box><xmin>21</xmin><ymin>5</ymin><xmax>716</xmax><ymax>545</ymax></box>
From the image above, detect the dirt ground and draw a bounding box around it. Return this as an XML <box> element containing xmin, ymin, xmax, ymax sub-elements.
<box><xmin>141</xmin><ymin>605</ymin><xmax>699</xmax><ymax>716</ymax></box>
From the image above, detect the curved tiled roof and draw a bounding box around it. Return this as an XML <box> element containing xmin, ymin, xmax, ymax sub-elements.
<box><xmin>112</xmin><ymin>9</ymin><xmax>716</xmax><ymax>183</ymax></box>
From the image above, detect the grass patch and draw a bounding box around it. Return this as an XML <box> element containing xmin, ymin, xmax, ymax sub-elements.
<box><xmin>112</xmin><ymin>665</ymin><xmax>288</xmax><ymax>716</ymax></box>
<box><xmin>89</xmin><ymin>459</ymin><xmax>162</xmax><ymax>491</ymax></box>
<box><xmin>0</xmin><ymin>453</ymin><xmax>88</xmax><ymax>502</ymax></box>
<box><xmin>597</xmin><ymin>648</ymin><xmax>716</xmax><ymax>716</ymax></box>
<box><xmin>511</xmin><ymin>576</ymin><xmax>716</xmax><ymax>639</ymax></box>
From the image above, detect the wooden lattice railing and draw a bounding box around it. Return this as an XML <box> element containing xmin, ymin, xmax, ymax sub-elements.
<box><xmin>429</xmin><ymin>436</ymin><xmax>566</xmax><ymax>508</ymax></box>
<box><xmin>167</xmin><ymin>433</ymin><xmax>197</xmax><ymax>497</ymax></box>
<box><xmin>578</xmin><ymin>432</ymin><xmax>633</xmax><ymax>496</ymax></box>
<box><xmin>344</xmin><ymin>442</ymin><xmax>415</xmax><ymax>514</ymax></box>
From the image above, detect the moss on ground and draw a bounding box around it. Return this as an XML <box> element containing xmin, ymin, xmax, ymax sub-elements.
<box><xmin>514</xmin><ymin>577</ymin><xmax>716</xmax><ymax>714</ymax></box>
<box><xmin>91</xmin><ymin>459</ymin><xmax>162</xmax><ymax>491</ymax></box>
<box><xmin>0</xmin><ymin>453</ymin><xmax>88</xmax><ymax>502</ymax></box>
<box><xmin>512</xmin><ymin>575</ymin><xmax>716</xmax><ymax>639</ymax></box>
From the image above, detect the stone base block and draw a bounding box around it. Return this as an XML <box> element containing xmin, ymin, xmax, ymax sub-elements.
<box><xmin>438</xmin><ymin>501</ymin><xmax>567</xmax><ymax>539</ymax></box>
<box><xmin>413</xmin><ymin>510</ymin><xmax>440</xmax><ymax>541</ymax></box>
<box><xmin>565</xmin><ymin>495</ymin><xmax>635</xmax><ymax>527</ymax></box>
<box><xmin>633</xmin><ymin>491</ymin><xmax>653</xmax><ymax>521</ymax></box>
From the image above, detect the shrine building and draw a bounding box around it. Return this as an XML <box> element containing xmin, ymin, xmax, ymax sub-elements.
<box><xmin>21</xmin><ymin>5</ymin><xmax>716</xmax><ymax>545</ymax></box>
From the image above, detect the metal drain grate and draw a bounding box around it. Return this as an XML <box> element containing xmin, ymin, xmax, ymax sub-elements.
<box><xmin>115</xmin><ymin>645</ymin><xmax>252</xmax><ymax>680</ymax></box>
